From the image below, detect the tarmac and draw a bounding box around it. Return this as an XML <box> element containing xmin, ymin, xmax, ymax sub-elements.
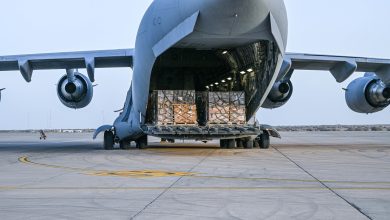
<box><xmin>0</xmin><ymin>131</ymin><xmax>389</xmax><ymax>220</ymax></box>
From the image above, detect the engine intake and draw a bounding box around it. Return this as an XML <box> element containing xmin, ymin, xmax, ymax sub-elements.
<box><xmin>262</xmin><ymin>80</ymin><xmax>293</xmax><ymax>109</ymax></box>
<box><xmin>346</xmin><ymin>75</ymin><xmax>390</xmax><ymax>113</ymax></box>
<box><xmin>57</xmin><ymin>72</ymin><xmax>93</xmax><ymax>109</ymax></box>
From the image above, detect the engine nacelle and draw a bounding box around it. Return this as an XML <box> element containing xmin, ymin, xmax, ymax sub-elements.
<box><xmin>262</xmin><ymin>80</ymin><xmax>293</xmax><ymax>109</ymax></box>
<box><xmin>346</xmin><ymin>75</ymin><xmax>390</xmax><ymax>113</ymax></box>
<box><xmin>57</xmin><ymin>72</ymin><xmax>93</xmax><ymax>109</ymax></box>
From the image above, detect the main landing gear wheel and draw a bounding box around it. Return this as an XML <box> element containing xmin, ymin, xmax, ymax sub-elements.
<box><xmin>220</xmin><ymin>139</ymin><xmax>228</xmax><ymax>149</ymax></box>
<box><xmin>119</xmin><ymin>139</ymin><xmax>132</xmax><ymax>150</ymax></box>
<box><xmin>258</xmin><ymin>132</ymin><xmax>270</xmax><ymax>149</ymax></box>
<box><xmin>227</xmin><ymin>139</ymin><xmax>236</xmax><ymax>149</ymax></box>
<box><xmin>236</xmin><ymin>139</ymin><xmax>244</xmax><ymax>148</ymax></box>
<box><xmin>243</xmin><ymin>138</ymin><xmax>254</xmax><ymax>149</ymax></box>
<box><xmin>103</xmin><ymin>131</ymin><xmax>114</xmax><ymax>150</ymax></box>
<box><xmin>136</xmin><ymin>135</ymin><xmax>148</xmax><ymax>149</ymax></box>
<box><xmin>220</xmin><ymin>139</ymin><xmax>235</xmax><ymax>149</ymax></box>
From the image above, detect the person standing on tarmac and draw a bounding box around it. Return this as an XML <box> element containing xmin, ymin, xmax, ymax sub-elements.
<box><xmin>39</xmin><ymin>130</ymin><xmax>47</xmax><ymax>140</ymax></box>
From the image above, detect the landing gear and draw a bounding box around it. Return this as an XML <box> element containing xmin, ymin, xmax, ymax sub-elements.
<box><xmin>243</xmin><ymin>138</ymin><xmax>254</xmax><ymax>149</ymax></box>
<box><xmin>103</xmin><ymin>131</ymin><xmax>114</xmax><ymax>150</ymax></box>
<box><xmin>258</xmin><ymin>132</ymin><xmax>270</xmax><ymax>149</ymax></box>
<box><xmin>220</xmin><ymin>139</ymin><xmax>227</xmax><ymax>149</ymax></box>
<box><xmin>227</xmin><ymin>139</ymin><xmax>236</xmax><ymax>149</ymax></box>
<box><xmin>119</xmin><ymin>139</ymin><xmax>132</xmax><ymax>150</ymax></box>
<box><xmin>219</xmin><ymin>137</ymin><xmax>269</xmax><ymax>150</ymax></box>
<box><xmin>220</xmin><ymin>139</ymin><xmax>236</xmax><ymax>149</ymax></box>
<box><xmin>136</xmin><ymin>135</ymin><xmax>148</xmax><ymax>149</ymax></box>
<box><xmin>236</xmin><ymin>139</ymin><xmax>244</xmax><ymax>148</ymax></box>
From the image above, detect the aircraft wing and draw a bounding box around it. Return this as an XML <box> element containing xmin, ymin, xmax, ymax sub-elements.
<box><xmin>0</xmin><ymin>49</ymin><xmax>134</xmax><ymax>82</ymax></box>
<box><xmin>285</xmin><ymin>53</ymin><xmax>390</xmax><ymax>84</ymax></box>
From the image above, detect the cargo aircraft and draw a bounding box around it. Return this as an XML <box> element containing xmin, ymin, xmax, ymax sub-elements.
<box><xmin>1</xmin><ymin>0</ymin><xmax>389</xmax><ymax>150</ymax></box>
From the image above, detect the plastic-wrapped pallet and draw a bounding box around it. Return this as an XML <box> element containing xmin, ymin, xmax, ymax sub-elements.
<box><xmin>209</xmin><ymin>92</ymin><xmax>246</xmax><ymax>124</ymax></box>
<box><xmin>208</xmin><ymin>92</ymin><xmax>230</xmax><ymax>124</ymax></box>
<box><xmin>156</xmin><ymin>90</ymin><xmax>197</xmax><ymax>125</ymax></box>
<box><xmin>157</xmin><ymin>90</ymin><xmax>174</xmax><ymax>125</ymax></box>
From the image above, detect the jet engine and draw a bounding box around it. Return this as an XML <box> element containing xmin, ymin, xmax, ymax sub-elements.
<box><xmin>345</xmin><ymin>75</ymin><xmax>390</xmax><ymax>113</ymax></box>
<box><xmin>262</xmin><ymin>80</ymin><xmax>293</xmax><ymax>109</ymax></box>
<box><xmin>57</xmin><ymin>71</ymin><xmax>93</xmax><ymax>109</ymax></box>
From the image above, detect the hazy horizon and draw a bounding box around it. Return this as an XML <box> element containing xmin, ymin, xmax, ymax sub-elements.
<box><xmin>1</xmin><ymin>0</ymin><xmax>389</xmax><ymax>129</ymax></box>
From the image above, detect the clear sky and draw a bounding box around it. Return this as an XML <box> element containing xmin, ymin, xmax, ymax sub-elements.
<box><xmin>0</xmin><ymin>0</ymin><xmax>389</xmax><ymax>130</ymax></box>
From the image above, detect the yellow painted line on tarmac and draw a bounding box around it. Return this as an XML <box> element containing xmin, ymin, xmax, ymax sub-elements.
<box><xmin>18</xmin><ymin>156</ymin><xmax>196</xmax><ymax>178</ymax></box>
<box><xmin>1</xmin><ymin>186</ymin><xmax>390</xmax><ymax>191</ymax></box>
<box><xmin>18</xmin><ymin>156</ymin><xmax>390</xmax><ymax>185</ymax></box>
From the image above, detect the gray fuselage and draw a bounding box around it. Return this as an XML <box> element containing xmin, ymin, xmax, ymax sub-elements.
<box><xmin>114</xmin><ymin>0</ymin><xmax>288</xmax><ymax>140</ymax></box>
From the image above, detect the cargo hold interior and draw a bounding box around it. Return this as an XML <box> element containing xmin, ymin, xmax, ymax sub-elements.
<box><xmin>147</xmin><ymin>41</ymin><xmax>280</xmax><ymax>126</ymax></box>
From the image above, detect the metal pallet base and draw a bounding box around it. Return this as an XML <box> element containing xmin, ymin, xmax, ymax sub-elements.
<box><xmin>142</xmin><ymin>124</ymin><xmax>268</xmax><ymax>140</ymax></box>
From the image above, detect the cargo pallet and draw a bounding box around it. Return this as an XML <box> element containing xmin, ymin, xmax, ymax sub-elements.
<box><xmin>144</xmin><ymin>90</ymin><xmax>281</xmax><ymax>141</ymax></box>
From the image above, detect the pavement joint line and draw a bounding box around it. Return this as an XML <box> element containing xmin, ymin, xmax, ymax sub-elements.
<box><xmin>272</xmin><ymin>146</ymin><xmax>373</xmax><ymax>220</ymax></box>
<box><xmin>129</xmin><ymin>149</ymin><xmax>217</xmax><ymax>220</ymax></box>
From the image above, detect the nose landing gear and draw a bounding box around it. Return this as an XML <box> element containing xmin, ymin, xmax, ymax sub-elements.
<box><xmin>103</xmin><ymin>131</ymin><xmax>115</xmax><ymax>150</ymax></box>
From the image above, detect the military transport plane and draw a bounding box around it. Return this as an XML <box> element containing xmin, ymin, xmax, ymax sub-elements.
<box><xmin>0</xmin><ymin>0</ymin><xmax>389</xmax><ymax>150</ymax></box>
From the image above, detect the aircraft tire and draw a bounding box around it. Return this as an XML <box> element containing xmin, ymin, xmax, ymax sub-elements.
<box><xmin>103</xmin><ymin>131</ymin><xmax>115</xmax><ymax>150</ymax></box>
<box><xmin>119</xmin><ymin>139</ymin><xmax>131</xmax><ymax>150</ymax></box>
<box><xmin>254</xmin><ymin>140</ymin><xmax>260</xmax><ymax>148</ymax></box>
<box><xmin>243</xmin><ymin>138</ymin><xmax>254</xmax><ymax>149</ymax></box>
<box><xmin>136</xmin><ymin>135</ymin><xmax>148</xmax><ymax>149</ymax></box>
<box><xmin>259</xmin><ymin>133</ymin><xmax>270</xmax><ymax>149</ymax></box>
<box><xmin>220</xmin><ymin>139</ymin><xmax>228</xmax><ymax>149</ymax></box>
<box><xmin>227</xmin><ymin>139</ymin><xmax>236</xmax><ymax>149</ymax></box>
<box><xmin>236</xmin><ymin>139</ymin><xmax>244</xmax><ymax>148</ymax></box>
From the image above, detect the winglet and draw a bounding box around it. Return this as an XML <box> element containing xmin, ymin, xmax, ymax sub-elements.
<box><xmin>18</xmin><ymin>59</ymin><xmax>33</xmax><ymax>82</ymax></box>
